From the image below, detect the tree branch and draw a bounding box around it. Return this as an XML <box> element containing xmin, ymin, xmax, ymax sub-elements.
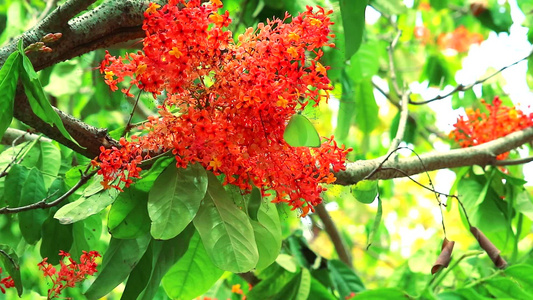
<box><xmin>0</xmin><ymin>169</ymin><xmax>97</xmax><ymax>214</ymax></box>
<box><xmin>334</xmin><ymin>127</ymin><xmax>533</xmax><ymax>185</ymax></box>
<box><xmin>315</xmin><ymin>203</ymin><xmax>353</xmax><ymax>268</ymax></box>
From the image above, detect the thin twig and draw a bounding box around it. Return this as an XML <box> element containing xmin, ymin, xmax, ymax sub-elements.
<box><xmin>492</xmin><ymin>156</ymin><xmax>533</xmax><ymax>166</ymax></box>
<box><xmin>387</xmin><ymin>91</ymin><xmax>411</xmax><ymax>156</ymax></box>
<box><xmin>36</xmin><ymin>0</ymin><xmax>60</xmax><ymax>24</ymax></box>
<box><xmin>122</xmin><ymin>92</ymin><xmax>142</xmax><ymax>137</ymax></box>
<box><xmin>387</xmin><ymin>30</ymin><xmax>403</xmax><ymax>98</ymax></box>
<box><xmin>315</xmin><ymin>203</ymin><xmax>353</xmax><ymax>268</ymax></box>
<box><xmin>410</xmin><ymin>48</ymin><xmax>533</xmax><ymax>105</ymax></box>
<box><xmin>0</xmin><ymin>169</ymin><xmax>97</xmax><ymax>214</ymax></box>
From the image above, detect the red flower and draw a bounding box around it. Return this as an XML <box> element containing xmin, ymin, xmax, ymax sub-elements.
<box><xmin>450</xmin><ymin>96</ymin><xmax>533</xmax><ymax>159</ymax></box>
<box><xmin>0</xmin><ymin>267</ymin><xmax>15</xmax><ymax>294</ymax></box>
<box><xmin>38</xmin><ymin>250</ymin><xmax>100</xmax><ymax>299</ymax></box>
<box><xmin>96</xmin><ymin>0</ymin><xmax>351</xmax><ymax>214</ymax></box>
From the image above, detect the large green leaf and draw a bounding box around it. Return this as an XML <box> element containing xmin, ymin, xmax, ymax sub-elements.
<box><xmin>354</xmin><ymin>79</ymin><xmax>379</xmax><ymax>134</ymax></box>
<box><xmin>54</xmin><ymin>188</ymin><xmax>119</xmax><ymax>224</ymax></box>
<box><xmin>135</xmin><ymin>156</ymin><xmax>175</xmax><ymax>192</ymax></box>
<box><xmin>108</xmin><ymin>187</ymin><xmax>150</xmax><ymax>239</ymax></box>
<box><xmin>283</xmin><ymin>113</ymin><xmax>321</xmax><ymax>148</ymax></box>
<box><xmin>354</xmin><ymin>288</ymin><xmax>407</xmax><ymax>299</ymax></box>
<box><xmin>505</xmin><ymin>264</ymin><xmax>533</xmax><ymax>291</ymax></box>
<box><xmin>335</xmin><ymin>70</ymin><xmax>356</xmax><ymax>141</ymax></box>
<box><xmin>340</xmin><ymin>0</ymin><xmax>368</xmax><ymax>60</ymax></box>
<box><xmin>485</xmin><ymin>277</ymin><xmax>533</xmax><ymax>299</ymax></box>
<box><xmin>2</xmin><ymin>164</ymin><xmax>29</xmax><ymax>207</ymax></box>
<box><xmin>162</xmin><ymin>231</ymin><xmax>224</xmax><ymax>300</ymax></box>
<box><xmin>84</xmin><ymin>233</ymin><xmax>152</xmax><ymax>300</ymax></box>
<box><xmin>148</xmin><ymin>163</ymin><xmax>208</xmax><ymax>240</ymax></box>
<box><xmin>328</xmin><ymin>259</ymin><xmax>365</xmax><ymax>298</ymax></box>
<box><xmin>123</xmin><ymin>224</ymin><xmax>195</xmax><ymax>300</ymax></box>
<box><xmin>120</xmin><ymin>240</ymin><xmax>154</xmax><ymax>300</ymax></box>
<box><xmin>247</xmin><ymin>267</ymin><xmax>298</xmax><ymax>300</ymax></box>
<box><xmin>0</xmin><ymin>48</ymin><xmax>21</xmax><ymax>140</ymax></box>
<box><xmin>193</xmin><ymin>172</ymin><xmax>258</xmax><ymax>273</ymax></box>
<box><xmin>252</xmin><ymin>201</ymin><xmax>282</xmax><ymax>271</ymax></box>
<box><xmin>309</xmin><ymin>276</ymin><xmax>337</xmax><ymax>300</ymax></box>
<box><xmin>346</xmin><ymin>40</ymin><xmax>382</xmax><ymax>81</ymax></box>
<box><xmin>0</xmin><ymin>244</ymin><xmax>23</xmax><ymax>296</ymax></box>
<box><xmin>40</xmin><ymin>179</ymin><xmax>73</xmax><ymax>265</ymax></box>
<box><xmin>37</xmin><ymin>141</ymin><xmax>61</xmax><ymax>188</ymax></box>
<box><xmin>19</xmin><ymin>168</ymin><xmax>48</xmax><ymax>244</ymax></box>
<box><xmin>18</xmin><ymin>45</ymin><xmax>81</xmax><ymax>147</ymax></box>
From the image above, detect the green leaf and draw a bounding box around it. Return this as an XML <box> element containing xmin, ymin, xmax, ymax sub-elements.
<box><xmin>335</xmin><ymin>70</ymin><xmax>356</xmax><ymax>141</ymax></box>
<box><xmin>18</xmin><ymin>48</ymin><xmax>81</xmax><ymax>147</ymax></box>
<box><xmin>2</xmin><ymin>164</ymin><xmax>29</xmax><ymax>207</ymax></box>
<box><xmin>54</xmin><ymin>188</ymin><xmax>119</xmax><ymax>224</ymax></box>
<box><xmin>340</xmin><ymin>0</ymin><xmax>368</xmax><ymax>60</ymax></box>
<box><xmin>248</xmin><ymin>186</ymin><xmax>262</xmax><ymax>221</ymax></box>
<box><xmin>108</xmin><ymin>187</ymin><xmax>150</xmax><ymax>239</ymax></box>
<box><xmin>283</xmin><ymin>114</ymin><xmax>321</xmax><ymax>148</ymax></box>
<box><xmin>328</xmin><ymin>259</ymin><xmax>365</xmax><ymax>298</ymax></box>
<box><xmin>40</xmin><ymin>214</ymin><xmax>73</xmax><ymax>265</ymax></box>
<box><xmin>43</xmin><ymin>60</ymin><xmax>84</xmax><ymax>97</ymax></box>
<box><xmin>125</xmin><ymin>224</ymin><xmax>196</xmax><ymax>300</ymax></box>
<box><xmin>162</xmin><ymin>231</ymin><xmax>224</xmax><ymax>300</ymax></box>
<box><xmin>354</xmin><ymin>79</ymin><xmax>379</xmax><ymax>134</ymax></box>
<box><xmin>309</xmin><ymin>276</ymin><xmax>337</xmax><ymax>300</ymax></box>
<box><xmin>355</xmin><ymin>288</ymin><xmax>407</xmax><ymax>298</ymax></box>
<box><xmin>367</xmin><ymin>195</ymin><xmax>382</xmax><ymax>248</ymax></box>
<box><xmin>84</xmin><ymin>233</ymin><xmax>152</xmax><ymax>300</ymax></box>
<box><xmin>346</xmin><ymin>40</ymin><xmax>382</xmax><ymax>81</ymax></box>
<box><xmin>505</xmin><ymin>264</ymin><xmax>533</xmax><ymax>290</ymax></box>
<box><xmin>0</xmin><ymin>49</ymin><xmax>21</xmax><ymax>140</ymax></box>
<box><xmin>370</xmin><ymin>0</ymin><xmax>406</xmax><ymax>15</ymax></box>
<box><xmin>351</xmin><ymin>180</ymin><xmax>378</xmax><ymax>204</ymax></box>
<box><xmin>276</xmin><ymin>254</ymin><xmax>298</xmax><ymax>273</ymax></box>
<box><xmin>135</xmin><ymin>156</ymin><xmax>175</xmax><ymax>192</ymax></box>
<box><xmin>193</xmin><ymin>172</ymin><xmax>259</xmax><ymax>273</ymax></box>
<box><xmin>148</xmin><ymin>163</ymin><xmax>208</xmax><ymax>240</ymax></box>
<box><xmin>252</xmin><ymin>201</ymin><xmax>282</xmax><ymax>271</ymax></box>
<box><xmin>430</xmin><ymin>0</ymin><xmax>448</xmax><ymax>10</ymax></box>
<box><xmin>38</xmin><ymin>141</ymin><xmax>61</xmax><ymax>188</ymax></box>
<box><xmin>0</xmin><ymin>244</ymin><xmax>23</xmax><ymax>296</ymax></box>
<box><xmin>120</xmin><ymin>240</ymin><xmax>154</xmax><ymax>300</ymax></box>
<box><xmin>247</xmin><ymin>267</ymin><xmax>297</xmax><ymax>300</ymax></box>
<box><xmin>40</xmin><ymin>179</ymin><xmax>73</xmax><ymax>264</ymax></box>
<box><xmin>485</xmin><ymin>277</ymin><xmax>533</xmax><ymax>299</ymax></box>
<box><xmin>19</xmin><ymin>168</ymin><xmax>48</xmax><ymax>244</ymax></box>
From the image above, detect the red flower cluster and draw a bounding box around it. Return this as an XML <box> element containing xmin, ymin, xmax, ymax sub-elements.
<box><xmin>96</xmin><ymin>0</ymin><xmax>350</xmax><ymax>214</ymax></box>
<box><xmin>0</xmin><ymin>267</ymin><xmax>15</xmax><ymax>294</ymax></box>
<box><xmin>450</xmin><ymin>96</ymin><xmax>533</xmax><ymax>159</ymax></box>
<box><xmin>437</xmin><ymin>25</ymin><xmax>483</xmax><ymax>53</ymax></box>
<box><xmin>37</xmin><ymin>250</ymin><xmax>100</xmax><ymax>299</ymax></box>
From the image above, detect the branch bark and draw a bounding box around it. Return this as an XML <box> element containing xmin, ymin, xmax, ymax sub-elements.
<box><xmin>334</xmin><ymin>127</ymin><xmax>533</xmax><ymax>185</ymax></box>
<box><xmin>1</xmin><ymin>0</ymin><xmax>533</xmax><ymax>188</ymax></box>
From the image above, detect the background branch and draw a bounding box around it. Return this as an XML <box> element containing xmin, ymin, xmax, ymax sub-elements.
<box><xmin>315</xmin><ymin>203</ymin><xmax>353</xmax><ymax>268</ymax></box>
<box><xmin>335</xmin><ymin>127</ymin><xmax>533</xmax><ymax>185</ymax></box>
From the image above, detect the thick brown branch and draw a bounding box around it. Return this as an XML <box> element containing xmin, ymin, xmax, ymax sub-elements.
<box><xmin>315</xmin><ymin>203</ymin><xmax>353</xmax><ymax>268</ymax></box>
<box><xmin>335</xmin><ymin>127</ymin><xmax>533</xmax><ymax>185</ymax></box>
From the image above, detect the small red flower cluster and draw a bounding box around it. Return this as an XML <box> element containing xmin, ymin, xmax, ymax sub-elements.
<box><xmin>96</xmin><ymin>0</ymin><xmax>350</xmax><ymax>214</ymax></box>
<box><xmin>37</xmin><ymin>250</ymin><xmax>100</xmax><ymax>299</ymax></box>
<box><xmin>0</xmin><ymin>267</ymin><xmax>15</xmax><ymax>294</ymax></box>
<box><xmin>437</xmin><ymin>25</ymin><xmax>483</xmax><ymax>53</ymax></box>
<box><xmin>450</xmin><ymin>96</ymin><xmax>533</xmax><ymax>159</ymax></box>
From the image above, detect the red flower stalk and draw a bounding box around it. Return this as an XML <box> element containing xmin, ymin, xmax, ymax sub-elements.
<box><xmin>450</xmin><ymin>96</ymin><xmax>533</xmax><ymax>159</ymax></box>
<box><xmin>0</xmin><ymin>267</ymin><xmax>15</xmax><ymax>294</ymax></box>
<box><xmin>38</xmin><ymin>250</ymin><xmax>100</xmax><ymax>299</ymax></box>
<box><xmin>95</xmin><ymin>0</ymin><xmax>351</xmax><ymax>215</ymax></box>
